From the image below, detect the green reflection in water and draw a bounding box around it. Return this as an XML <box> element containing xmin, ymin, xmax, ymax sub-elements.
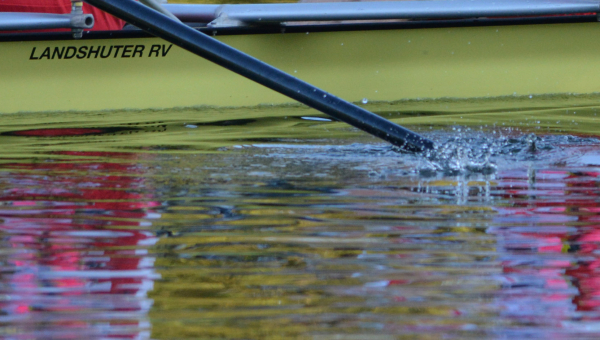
<box><xmin>1</xmin><ymin>93</ymin><xmax>600</xmax><ymax>160</ymax></box>
<box><xmin>2</xmin><ymin>94</ymin><xmax>600</xmax><ymax>338</ymax></box>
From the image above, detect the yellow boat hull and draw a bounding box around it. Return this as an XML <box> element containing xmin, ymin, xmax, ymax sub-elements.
<box><xmin>2</xmin><ymin>21</ymin><xmax>600</xmax><ymax>114</ymax></box>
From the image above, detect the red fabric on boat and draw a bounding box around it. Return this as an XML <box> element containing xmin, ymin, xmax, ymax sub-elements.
<box><xmin>0</xmin><ymin>0</ymin><xmax>125</xmax><ymax>31</ymax></box>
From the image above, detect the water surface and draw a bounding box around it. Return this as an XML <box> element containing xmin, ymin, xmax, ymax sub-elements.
<box><xmin>2</xmin><ymin>97</ymin><xmax>600</xmax><ymax>338</ymax></box>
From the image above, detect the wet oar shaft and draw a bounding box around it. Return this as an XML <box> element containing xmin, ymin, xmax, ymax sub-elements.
<box><xmin>84</xmin><ymin>0</ymin><xmax>435</xmax><ymax>152</ymax></box>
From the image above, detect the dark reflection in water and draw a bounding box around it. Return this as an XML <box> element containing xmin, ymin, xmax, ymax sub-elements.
<box><xmin>0</xmin><ymin>152</ymin><xmax>159</xmax><ymax>339</ymax></box>
<box><xmin>5</xmin><ymin>123</ymin><xmax>600</xmax><ymax>338</ymax></box>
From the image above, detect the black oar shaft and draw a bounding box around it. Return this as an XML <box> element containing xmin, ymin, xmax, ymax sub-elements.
<box><xmin>84</xmin><ymin>0</ymin><xmax>435</xmax><ymax>152</ymax></box>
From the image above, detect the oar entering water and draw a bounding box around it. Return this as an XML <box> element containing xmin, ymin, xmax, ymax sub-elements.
<box><xmin>84</xmin><ymin>0</ymin><xmax>435</xmax><ymax>152</ymax></box>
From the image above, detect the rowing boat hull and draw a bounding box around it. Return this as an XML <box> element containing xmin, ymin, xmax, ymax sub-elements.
<box><xmin>3</xmin><ymin>20</ymin><xmax>600</xmax><ymax>114</ymax></box>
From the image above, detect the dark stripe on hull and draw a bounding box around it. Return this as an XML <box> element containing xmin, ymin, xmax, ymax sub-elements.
<box><xmin>0</xmin><ymin>14</ymin><xmax>595</xmax><ymax>43</ymax></box>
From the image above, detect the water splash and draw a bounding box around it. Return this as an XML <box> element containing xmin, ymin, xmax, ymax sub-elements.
<box><xmin>418</xmin><ymin>132</ymin><xmax>559</xmax><ymax>176</ymax></box>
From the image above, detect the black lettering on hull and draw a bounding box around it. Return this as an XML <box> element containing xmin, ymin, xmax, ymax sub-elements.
<box><xmin>122</xmin><ymin>45</ymin><xmax>133</xmax><ymax>58</ymax></box>
<box><xmin>113</xmin><ymin>45</ymin><xmax>124</xmax><ymax>58</ymax></box>
<box><xmin>162</xmin><ymin>44</ymin><xmax>173</xmax><ymax>57</ymax></box>
<box><xmin>149</xmin><ymin>45</ymin><xmax>161</xmax><ymax>57</ymax></box>
<box><xmin>100</xmin><ymin>46</ymin><xmax>113</xmax><ymax>59</ymax></box>
<box><xmin>30</xmin><ymin>44</ymin><xmax>174</xmax><ymax>60</ymax></box>
<box><xmin>77</xmin><ymin>46</ymin><xmax>88</xmax><ymax>59</ymax></box>
<box><xmin>88</xmin><ymin>45</ymin><xmax>101</xmax><ymax>59</ymax></box>
<box><xmin>64</xmin><ymin>47</ymin><xmax>77</xmax><ymax>59</ymax></box>
<box><xmin>133</xmin><ymin>45</ymin><xmax>145</xmax><ymax>58</ymax></box>
<box><xmin>52</xmin><ymin>47</ymin><xmax>65</xmax><ymax>60</ymax></box>
<box><xmin>29</xmin><ymin>47</ymin><xmax>38</xmax><ymax>60</ymax></box>
<box><xmin>39</xmin><ymin>47</ymin><xmax>51</xmax><ymax>60</ymax></box>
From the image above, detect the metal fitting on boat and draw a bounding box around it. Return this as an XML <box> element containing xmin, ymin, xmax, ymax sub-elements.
<box><xmin>207</xmin><ymin>6</ymin><xmax>245</xmax><ymax>28</ymax></box>
<box><xmin>70</xmin><ymin>0</ymin><xmax>94</xmax><ymax>39</ymax></box>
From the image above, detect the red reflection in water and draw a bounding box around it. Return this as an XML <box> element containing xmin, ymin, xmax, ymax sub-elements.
<box><xmin>491</xmin><ymin>147</ymin><xmax>600</xmax><ymax>327</ymax></box>
<box><xmin>9</xmin><ymin>128</ymin><xmax>107</xmax><ymax>137</ymax></box>
<box><xmin>0</xmin><ymin>151</ymin><xmax>159</xmax><ymax>339</ymax></box>
<box><xmin>348</xmin><ymin>145</ymin><xmax>600</xmax><ymax>333</ymax></box>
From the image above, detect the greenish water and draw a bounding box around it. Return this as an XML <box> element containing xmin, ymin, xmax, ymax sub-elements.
<box><xmin>2</xmin><ymin>97</ymin><xmax>600</xmax><ymax>338</ymax></box>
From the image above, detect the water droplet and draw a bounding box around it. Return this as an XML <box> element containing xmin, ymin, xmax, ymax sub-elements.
<box><xmin>362</xmin><ymin>98</ymin><xmax>368</xmax><ymax>104</ymax></box>
<box><xmin>529</xmin><ymin>95</ymin><xmax>533</xmax><ymax>99</ymax></box>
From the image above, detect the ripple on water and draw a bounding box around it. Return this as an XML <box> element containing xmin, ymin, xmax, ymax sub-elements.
<box><xmin>143</xmin><ymin>131</ymin><xmax>600</xmax><ymax>338</ymax></box>
<box><xmin>1</xmin><ymin>122</ymin><xmax>600</xmax><ymax>338</ymax></box>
